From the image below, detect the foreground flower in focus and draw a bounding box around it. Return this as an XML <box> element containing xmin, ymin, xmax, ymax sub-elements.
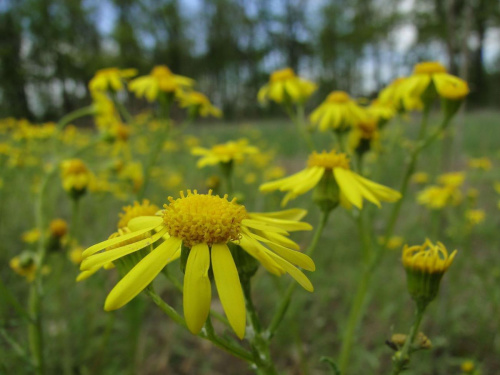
<box><xmin>89</xmin><ymin>68</ymin><xmax>138</xmax><ymax>93</ymax></box>
<box><xmin>402</xmin><ymin>239</ymin><xmax>456</xmax><ymax>306</ymax></box>
<box><xmin>260</xmin><ymin>150</ymin><xmax>401</xmax><ymax>209</ymax></box>
<box><xmin>191</xmin><ymin>139</ymin><xmax>259</xmax><ymax>168</ymax></box>
<box><xmin>258</xmin><ymin>68</ymin><xmax>316</xmax><ymax>105</ymax></box>
<box><xmin>129</xmin><ymin>65</ymin><xmax>194</xmax><ymax>102</ymax></box>
<box><xmin>310</xmin><ymin>91</ymin><xmax>367</xmax><ymax>132</ymax></box>
<box><xmin>80</xmin><ymin>190</ymin><xmax>314</xmax><ymax>338</ymax></box>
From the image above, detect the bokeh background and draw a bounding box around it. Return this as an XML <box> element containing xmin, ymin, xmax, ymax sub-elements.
<box><xmin>1</xmin><ymin>1</ymin><xmax>500</xmax><ymax>375</ymax></box>
<box><xmin>1</xmin><ymin>0</ymin><xmax>500</xmax><ymax>120</ymax></box>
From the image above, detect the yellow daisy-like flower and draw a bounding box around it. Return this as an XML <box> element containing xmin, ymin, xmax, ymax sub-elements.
<box><xmin>417</xmin><ymin>185</ymin><xmax>461</xmax><ymax>210</ymax></box>
<box><xmin>411</xmin><ymin>172</ymin><xmax>429</xmax><ymax>185</ymax></box>
<box><xmin>468</xmin><ymin>157</ymin><xmax>492</xmax><ymax>171</ymax></box>
<box><xmin>49</xmin><ymin>218</ymin><xmax>68</xmax><ymax>238</ymax></box>
<box><xmin>129</xmin><ymin>65</ymin><xmax>194</xmax><ymax>102</ymax></box>
<box><xmin>402</xmin><ymin>240</ymin><xmax>457</xmax><ymax>304</ymax></box>
<box><xmin>378</xmin><ymin>77</ymin><xmax>422</xmax><ymax>112</ymax></box>
<box><xmin>404</xmin><ymin>61</ymin><xmax>469</xmax><ymax>101</ymax></box>
<box><xmin>22</xmin><ymin>228</ymin><xmax>41</xmax><ymax>244</ymax></box>
<box><xmin>259</xmin><ymin>150</ymin><xmax>401</xmax><ymax>208</ymax></box>
<box><xmin>437</xmin><ymin>171</ymin><xmax>465</xmax><ymax>189</ymax></box>
<box><xmin>69</xmin><ymin>246</ymin><xmax>84</xmax><ymax>265</ymax></box>
<box><xmin>460</xmin><ymin>360</ymin><xmax>475</xmax><ymax>373</ymax></box>
<box><xmin>177</xmin><ymin>90</ymin><xmax>222</xmax><ymax>118</ymax></box>
<box><xmin>403</xmin><ymin>240</ymin><xmax>456</xmax><ymax>274</ymax></box>
<box><xmin>465</xmin><ymin>209</ymin><xmax>485</xmax><ymax>226</ymax></box>
<box><xmin>80</xmin><ymin>190</ymin><xmax>314</xmax><ymax>339</ymax></box>
<box><xmin>257</xmin><ymin>68</ymin><xmax>316</xmax><ymax>104</ymax></box>
<box><xmin>60</xmin><ymin>159</ymin><xmax>92</xmax><ymax>195</ymax></box>
<box><xmin>367</xmin><ymin>99</ymin><xmax>395</xmax><ymax>125</ymax></box>
<box><xmin>348</xmin><ymin>120</ymin><xmax>379</xmax><ymax>154</ymax></box>
<box><xmin>309</xmin><ymin>91</ymin><xmax>367</xmax><ymax>132</ymax></box>
<box><xmin>191</xmin><ymin>139</ymin><xmax>259</xmax><ymax>168</ymax></box>
<box><xmin>89</xmin><ymin>68</ymin><xmax>138</xmax><ymax>93</ymax></box>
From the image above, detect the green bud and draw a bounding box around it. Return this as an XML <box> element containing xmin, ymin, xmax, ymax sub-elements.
<box><xmin>312</xmin><ymin>171</ymin><xmax>340</xmax><ymax>213</ymax></box>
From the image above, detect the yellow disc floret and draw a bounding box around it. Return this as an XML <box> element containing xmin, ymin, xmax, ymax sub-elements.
<box><xmin>413</xmin><ymin>61</ymin><xmax>447</xmax><ymax>75</ymax></box>
<box><xmin>118</xmin><ymin>200</ymin><xmax>159</xmax><ymax>229</ymax></box>
<box><xmin>402</xmin><ymin>240</ymin><xmax>456</xmax><ymax>274</ymax></box>
<box><xmin>163</xmin><ymin>190</ymin><xmax>247</xmax><ymax>247</ymax></box>
<box><xmin>307</xmin><ymin>150</ymin><xmax>350</xmax><ymax>170</ymax></box>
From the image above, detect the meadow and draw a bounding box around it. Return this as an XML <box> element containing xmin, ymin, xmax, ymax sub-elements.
<box><xmin>0</xmin><ymin>66</ymin><xmax>498</xmax><ymax>375</ymax></box>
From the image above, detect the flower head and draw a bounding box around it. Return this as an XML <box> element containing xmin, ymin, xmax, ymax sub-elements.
<box><xmin>89</xmin><ymin>68</ymin><xmax>137</xmax><ymax>93</ymax></box>
<box><xmin>402</xmin><ymin>240</ymin><xmax>457</xmax><ymax>306</ymax></box>
<box><xmin>191</xmin><ymin>139</ymin><xmax>259</xmax><ymax>168</ymax></box>
<box><xmin>80</xmin><ymin>190</ymin><xmax>314</xmax><ymax>339</ymax></box>
<box><xmin>465</xmin><ymin>209</ymin><xmax>485</xmax><ymax>226</ymax></box>
<box><xmin>468</xmin><ymin>157</ymin><xmax>492</xmax><ymax>171</ymax></box>
<box><xmin>10</xmin><ymin>252</ymin><xmax>37</xmax><ymax>282</ymax></box>
<box><xmin>60</xmin><ymin>159</ymin><xmax>92</xmax><ymax>198</ymax></box>
<box><xmin>310</xmin><ymin>91</ymin><xmax>367</xmax><ymax>132</ymax></box>
<box><xmin>177</xmin><ymin>90</ymin><xmax>222</xmax><ymax>118</ymax></box>
<box><xmin>49</xmin><ymin>218</ymin><xmax>68</xmax><ymax>238</ymax></box>
<box><xmin>378</xmin><ymin>77</ymin><xmax>422</xmax><ymax>112</ymax></box>
<box><xmin>129</xmin><ymin>65</ymin><xmax>194</xmax><ymax>102</ymax></box>
<box><xmin>258</xmin><ymin>68</ymin><xmax>316</xmax><ymax>104</ymax></box>
<box><xmin>260</xmin><ymin>150</ymin><xmax>401</xmax><ymax>209</ymax></box>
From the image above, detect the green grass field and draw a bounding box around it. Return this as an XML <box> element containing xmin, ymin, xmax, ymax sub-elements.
<box><xmin>1</xmin><ymin>110</ymin><xmax>499</xmax><ymax>374</ymax></box>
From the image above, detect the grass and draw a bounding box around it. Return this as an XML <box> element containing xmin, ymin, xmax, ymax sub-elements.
<box><xmin>1</xmin><ymin>109</ymin><xmax>499</xmax><ymax>374</ymax></box>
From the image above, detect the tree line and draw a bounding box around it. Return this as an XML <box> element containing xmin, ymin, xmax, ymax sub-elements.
<box><xmin>1</xmin><ymin>0</ymin><xmax>499</xmax><ymax>120</ymax></box>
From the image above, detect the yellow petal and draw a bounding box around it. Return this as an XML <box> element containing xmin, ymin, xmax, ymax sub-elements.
<box><xmin>333</xmin><ymin>168</ymin><xmax>363</xmax><ymax>209</ymax></box>
<box><xmin>253</xmin><ymin>209</ymin><xmax>308</xmax><ymax>221</ymax></box>
<box><xmin>104</xmin><ymin>237</ymin><xmax>181</xmax><ymax>311</ymax></box>
<box><xmin>184</xmin><ymin>243</ymin><xmax>212</xmax><ymax>335</ymax></box>
<box><xmin>82</xmin><ymin>225</ymin><xmax>162</xmax><ymax>258</ymax></box>
<box><xmin>127</xmin><ymin>216</ymin><xmax>163</xmax><ymax>231</ymax></box>
<box><xmin>238</xmin><ymin>234</ymin><xmax>285</xmax><ymax>276</ymax></box>
<box><xmin>80</xmin><ymin>227</ymin><xmax>168</xmax><ymax>271</ymax></box>
<box><xmin>76</xmin><ymin>267</ymin><xmax>100</xmax><ymax>282</ymax></box>
<box><xmin>211</xmin><ymin>244</ymin><xmax>246</xmax><ymax>339</ymax></box>
<box><xmin>268</xmin><ymin>252</ymin><xmax>314</xmax><ymax>292</ymax></box>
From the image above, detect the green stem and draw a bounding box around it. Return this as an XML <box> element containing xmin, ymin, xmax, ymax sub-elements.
<box><xmin>70</xmin><ymin>198</ymin><xmax>80</xmax><ymax>245</ymax></box>
<box><xmin>391</xmin><ymin>305</ymin><xmax>427</xmax><ymax>375</ymax></box>
<box><xmin>220</xmin><ymin>162</ymin><xmax>234</xmax><ymax>196</ymax></box>
<box><xmin>285</xmin><ymin>104</ymin><xmax>314</xmax><ymax>151</ymax></box>
<box><xmin>28</xmin><ymin>284</ymin><xmax>43</xmax><ymax>375</ymax></box>
<box><xmin>111</xmin><ymin>93</ymin><xmax>134</xmax><ymax>124</ymax></box>
<box><xmin>268</xmin><ymin>209</ymin><xmax>330</xmax><ymax>336</ymax></box>
<box><xmin>145</xmin><ymin>288</ymin><xmax>186</xmax><ymax>328</ymax></box>
<box><xmin>56</xmin><ymin>106</ymin><xmax>95</xmax><ymax>133</ymax></box>
<box><xmin>242</xmin><ymin>277</ymin><xmax>278</xmax><ymax>375</ymax></box>
<box><xmin>417</xmin><ymin>106</ymin><xmax>430</xmax><ymax>140</ymax></box>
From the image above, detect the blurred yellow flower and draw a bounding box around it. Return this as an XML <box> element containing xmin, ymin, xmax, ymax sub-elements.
<box><xmin>468</xmin><ymin>157</ymin><xmax>492</xmax><ymax>171</ymax></box>
<box><xmin>378</xmin><ymin>236</ymin><xmax>404</xmax><ymax>250</ymax></box>
<box><xmin>378</xmin><ymin>77</ymin><xmax>422</xmax><ymax>112</ymax></box>
<box><xmin>260</xmin><ymin>150</ymin><xmax>401</xmax><ymax>208</ymax></box>
<box><xmin>417</xmin><ymin>185</ymin><xmax>461</xmax><ymax>209</ymax></box>
<box><xmin>163</xmin><ymin>172</ymin><xmax>184</xmax><ymax>189</ymax></box>
<box><xmin>89</xmin><ymin>68</ymin><xmax>137</xmax><ymax>92</ymax></box>
<box><xmin>184</xmin><ymin>135</ymin><xmax>201</xmax><ymax>148</ymax></box>
<box><xmin>60</xmin><ymin>159</ymin><xmax>92</xmax><ymax>197</ymax></box>
<box><xmin>404</xmin><ymin>61</ymin><xmax>469</xmax><ymax>101</ymax></box>
<box><xmin>465</xmin><ymin>209</ymin><xmax>485</xmax><ymax>226</ymax></box>
<box><xmin>191</xmin><ymin>139</ymin><xmax>259</xmax><ymax>168</ymax></box>
<box><xmin>460</xmin><ymin>360</ymin><xmax>475</xmax><ymax>373</ymax></box>
<box><xmin>264</xmin><ymin>166</ymin><xmax>286</xmax><ymax>181</ymax></box>
<box><xmin>69</xmin><ymin>247</ymin><xmax>84</xmax><ymax>265</ymax></box>
<box><xmin>367</xmin><ymin>99</ymin><xmax>395</xmax><ymax>126</ymax></box>
<box><xmin>129</xmin><ymin>65</ymin><xmax>194</xmax><ymax>102</ymax></box>
<box><xmin>10</xmin><ymin>253</ymin><xmax>37</xmax><ymax>282</ymax></box>
<box><xmin>118</xmin><ymin>162</ymin><xmax>144</xmax><ymax>193</ymax></box>
<box><xmin>244</xmin><ymin>173</ymin><xmax>257</xmax><ymax>185</ymax></box>
<box><xmin>177</xmin><ymin>90</ymin><xmax>222</xmax><ymax>118</ymax></box>
<box><xmin>310</xmin><ymin>91</ymin><xmax>367</xmax><ymax>132</ymax></box>
<box><xmin>348</xmin><ymin>120</ymin><xmax>379</xmax><ymax>154</ymax></box>
<box><xmin>49</xmin><ymin>218</ymin><xmax>68</xmax><ymax>238</ymax></box>
<box><xmin>438</xmin><ymin>171</ymin><xmax>465</xmax><ymax>189</ymax></box>
<box><xmin>22</xmin><ymin>228</ymin><xmax>41</xmax><ymax>244</ymax></box>
<box><xmin>80</xmin><ymin>190</ymin><xmax>314</xmax><ymax>339</ymax></box>
<box><xmin>258</xmin><ymin>68</ymin><xmax>316</xmax><ymax>104</ymax></box>
<box><xmin>412</xmin><ymin>172</ymin><xmax>429</xmax><ymax>185</ymax></box>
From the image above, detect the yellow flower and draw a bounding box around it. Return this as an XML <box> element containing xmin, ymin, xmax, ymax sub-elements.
<box><xmin>378</xmin><ymin>236</ymin><xmax>404</xmax><ymax>250</ymax></box>
<box><xmin>465</xmin><ymin>209</ymin><xmax>485</xmax><ymax>226</ymax></box>
<box><xmin>69</xmin><ymin>247</ymin><xmax>84</xmax><ymax>265</ymax></box>
<box><xmin>257</xmin><ymin>68</ymin><xmax>316</xmax><ymax>104</ymax></box>
<box><xmin>402</xmin><ymin>240</ymin><xmax>457</xmax><ymax>304</ymax></box>
<box><xmin>89</xmin><ymin>68</ymin><xmax>137</xmax><ymax>92</ymax></box>
<box><xmin>80</xmin><ymin>190</ymin><xmax>314</xmax><ymax>339</ymax></box>
<box><xmin>404</xmin><ymin>61</ymin><xmax>469</xmax><ymax>101</ymax></box>
<box><xmin>460</xmin><ymin>360</ymin><xmax>475</xmax><ymax>373</ymax></box>
<box><xmin>244</xmin><ymin>173</ymin><xmax>257</xmax><ymax>185</ymax></box>
<box><xmin>310</xmin><ymin>91</ymin><xmax>367</xmax><ymax>131</ymax></box>
<box><xmin>367</xmin><ymin>99</ymin><xmax>395</xmax><ymax>125</ymax></box>
<box><xmin>438</xmin><ymin>171</ymin><xmax>465</xmax><ymax>189</ymax></box>
<box><xmin>468</xmin><ymin>157</ymin><xmax>492</xmax><ymax>171</ymax></box>
<box><xmin>10</xmin><ymin>252</ymin><xmax>37</xmax><ymax>282</ymax></box>
<box><xmin>118</xmin><ymin>162</ymin><xmax>144</xmax><ymax>193</ymax></box>
<box><xmin>412</xmin><ymin>172</ymin><xmax>429</xmax><ymax>185</ymax></box>
<box><xmin>378</xmin><ymin>77</ymin><xmax>422</xmax><ymax>112</ymax></box>
<box><xmin>417</xmin><ymin>185</ymin><xmax>461</xmax><ymax>210</ymax></box>
<box><xmin>129</xmin><ymin>65</ymin><xmax>194</xmax><ymax>102</ymax></box>
<box><xmin>260</xmin><ymin>150</ymin><xmax>401</xmax><ymax>208</ymax></box>
<box><xmin>348</xmin><ymin>120</ymin><xmax>379</xmax><ymax>154</ymax></box>
<box><xmin>22</xmin><ymin>228</ymin><xmax>41</xmax><ymax>244</ymax></box>
<box><xmin>163</xmin><ymin>172</ymin><xmax>184</xmax><ymax>189</ymax></box>
<box><xmin>184</xmin><ymin>135</ymin><xmax>201</xmax><ymax>148</ymax></box>
<box><xmin>264</xmin><ymin>166</ymin><xmax>286</xmax><ymax>181</ymax></box>
<box><xmin>60</xmin><ymin>159</ymin><xmax>92</xmax><ymax>196</ymax></box>
<box><xmin>177</xmin><ymin>90</ymin><xmax>222</xmax><ymax>118</ymax></box>
<box><xmin>191</xmin><ymin>139</ymin><xmax>259</xmax><ymax>168</ymax></box>
<box><xmin>49</xmin><ymin>218</ymin><xmax>68</xmax><ymax>238</ymax></box>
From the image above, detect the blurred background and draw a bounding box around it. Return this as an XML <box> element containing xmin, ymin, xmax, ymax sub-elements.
<box><xmin>1</xmin><ymin>0</ymin><xmax>500</xmax><ymax>121</ymax></box>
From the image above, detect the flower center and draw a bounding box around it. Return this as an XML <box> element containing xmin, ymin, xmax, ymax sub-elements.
<box><xmin>413</xmin><ymin>62</ymin><xmax>447</xmax><ymax>75</ymax></box>
<box><xmin>118</xmin><ymin>200</ymin><xmax>159</xmax><ymax>229</ymax></box>
<box><xmin>151</xmin><ymin>65</ymin><xmax>173</xmax><ymax>78</ymax></box>
<box><xmin>61</xmin><ymin>159</ymin><xmax>89</xmax><ymax>175</ymax></box>
<box><xmin>326</xmin><ymin>91</ymin><xmax>350</xmax><ymax>103</ymax></box>
<box><xmin>307</xmin><ymin>150</ymin><xmax>350</xmax><ymax>170</ymax></box>
<box><xmin>211</xmin><ymin>143</ymin><xmax>240</xmax><ymax>159</ymax></box>
<box><xmin>270</xmin><ymin>68</ymin><xmax>296</xmax><ymax>82</ymax></box>
<box><xmin>162</xmin><ymin>190</ymin><xmax>247</xmax><ymax>247</ymax></box>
